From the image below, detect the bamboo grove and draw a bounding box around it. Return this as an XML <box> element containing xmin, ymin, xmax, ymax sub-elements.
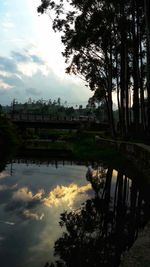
<box><xmin>38</xmin><ymin>0</ymin><xmax>150</xmax><ymax>140</ymax></box>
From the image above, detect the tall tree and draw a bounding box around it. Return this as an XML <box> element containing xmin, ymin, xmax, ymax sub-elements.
<box><xmin>144</xmin><ymin>0</ymin><xmax>150</xmax><ymax>135</ymax></box>
<box><xmin>38</xmin><ymin>0</ymin><xmax>149</xmax><ymax>140</ymax></box>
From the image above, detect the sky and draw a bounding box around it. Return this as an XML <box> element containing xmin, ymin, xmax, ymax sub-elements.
<box><xmin>0</xmin><ymin>0</ymin><xmax>93</xmax><ymax>107</ymax></box>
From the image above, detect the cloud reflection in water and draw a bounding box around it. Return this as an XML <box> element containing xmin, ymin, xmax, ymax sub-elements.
<box><xmin>0</xmin><ymin>171</ymin><xmax>9</xmax><ymax>180</ymax></box>
<box><xmin>5</xmin><ymin>183</ymin><xmax>92</xmax><ymax>221</ymax></box>
<box><xmin>0</xmin><ymin>184</ymin><xmax>17</xmax><ymax>192</ymax></box>
<box><xmin>43</xmin><ymin>184</ymin><xmax>92</xmax><ymax>208</ymax></box>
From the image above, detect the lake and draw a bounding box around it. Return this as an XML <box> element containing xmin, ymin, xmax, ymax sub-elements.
<box><xmin>0</xmin><ymin>158</ymin><xmax>150</xmax><ymax>267</ymax></box>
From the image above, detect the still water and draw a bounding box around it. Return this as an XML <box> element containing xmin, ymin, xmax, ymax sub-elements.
<box><xmin>0</xmin><ymin>158</ymin><xmax>150</xmax><ymax>267</ymax></box>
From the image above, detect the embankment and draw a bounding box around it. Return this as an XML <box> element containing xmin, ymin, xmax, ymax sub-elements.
<box><xmin>95</xmin><ymin>137</ymin><xmax>150</xmax><ymax>181</ymax></box>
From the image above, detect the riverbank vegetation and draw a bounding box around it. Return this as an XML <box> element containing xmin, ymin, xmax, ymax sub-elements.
<box><xmin>19</xmin><ymin>129</ymin><xmax>128</xmax><ymax>166</ymax></box>
<box><xmin>0</xmin><ymin>115</ymin><xmax>20</xmax><ymax>172</ymax></box>
<box><xmin>0</xmin><ymin>115</ymin><xmax>20</xmax><ymax>152</ymax></box>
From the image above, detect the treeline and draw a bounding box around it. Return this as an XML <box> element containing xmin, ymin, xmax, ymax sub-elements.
<box><xmin>2</xmin><ymin>98</ymin><xmax>108</xmax><ymax>122</ymax></box>
<box><xmin>38</xmin><ymin>0</ymin><xmax>150</xmax><ymax>140</ymax></box>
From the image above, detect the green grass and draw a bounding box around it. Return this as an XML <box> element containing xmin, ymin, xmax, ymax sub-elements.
<box><xmin>22</xmin><ymin>130</ymin><xmax>118</xmax><ymax>160</ymax></box>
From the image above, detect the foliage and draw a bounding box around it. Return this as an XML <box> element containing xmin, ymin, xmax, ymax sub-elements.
<box><xmin>0</xmin><ymin>115</ymin><xmax>20</xmax><ymax>149</ymax></box>
<box><xmin>44</xmin><ymin>165</ymin><xmax>150</xmax><ymax>267</ymax></box>
<box><xmin>3</xmin><ymin>97</ymin><xmax>108</xmax><ymax>123</ymax></box>
<box><xmin>38</xmin><ymin>0</ymin><xmax>150</xmax><ymax>141</ymax></box>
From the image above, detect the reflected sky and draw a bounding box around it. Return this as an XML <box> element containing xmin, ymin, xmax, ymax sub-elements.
<box><xmin>0</xmin><ymin>162</ymin><xmax>93</xmax><ymax>267</ymax></box>
<box><xmin>1</xmin><ymin>160</ymin><xmax>147</xmax><ymax>267</ymax></box>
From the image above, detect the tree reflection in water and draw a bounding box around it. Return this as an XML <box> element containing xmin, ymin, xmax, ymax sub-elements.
<box><xmin>45</xmin><ymin>165</ymin><xmax>150</xmax><ymax>267</ymax></box>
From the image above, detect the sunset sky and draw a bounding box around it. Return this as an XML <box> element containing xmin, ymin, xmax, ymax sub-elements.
<box><xmin>0</xmin><ymin>0</ymin><xmax>92</xmax><ymax>106</ymax></box>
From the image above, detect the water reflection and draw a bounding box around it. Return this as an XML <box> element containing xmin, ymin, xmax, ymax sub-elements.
<box><xmin>5</xmin><ymin>183</ymin><xmax>92</xmax><ymax>222</ymax></box>
<box><xmin>0</xmin><ymin>159</ymin><xmax>150</xmax><ymax>267</ymax></box>
<box><xmin>0</xmin><ymin>160</ymin><xmax>91</xmax><ymax>267</ymax></box>
<box><xmin>46</xmin><ymin>165</ymin><xmax>150</xmax><ymax>267</ymax></box>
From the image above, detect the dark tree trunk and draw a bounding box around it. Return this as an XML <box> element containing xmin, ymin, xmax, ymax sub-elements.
<box><xmin>132</xmin><ymin>0</ymin><xmax>140</xmax><ymax>134</ymax></box>
<box><xmin>120</xmin><ymin>2</ymin><xmax>127</xmax><ymax>138</ymax></box>
<box><xmin>144</xmin><ymin>0</ymin><xmax>150</xmax><ymax>136</ymax></box>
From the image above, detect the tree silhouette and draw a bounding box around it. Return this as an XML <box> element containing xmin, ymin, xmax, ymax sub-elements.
<box><xmin>45</xmin><ymin>165</ymin><xmax>150</xmax><ymax>267</ymax></box>
<box><xmin>38</xmin><ymin>0</ymin><xmax>150</xmax><ymax>140</ymax></box>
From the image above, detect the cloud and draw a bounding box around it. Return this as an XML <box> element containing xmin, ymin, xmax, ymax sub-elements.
<box><xmin>0</xmin><ymin>49</ymin><xmax>49</xmax><ymax>78</ymax></box>
<box><xmin>0</xmin><ymin>56</ymin><xmax>17</xmax><ymax>72</ymax></box>
<box><xmin>1</xmin><ymin>13</ymin><xmax>15</xmax><ymax>31</ymax></box>
<box><xmin>0</xmin><ymin>220</ymin><xmax>15</xmax><ymax>226</ymax></box>
<box><xmin>5</xmin><ymin>187</ymin><xmax>44</xmax><ymax>221</ymax></box>
<box><xmin>11</xmin><ymin>49</ymin><xmax>50</xmax><ymax>77</ymax></box>
<box><xmin>12</xmin><ymin>187</ymin><xmax>44</xmax><ymax>203</ymax></box>
<box><xmin>0</xmin><ymin>45</ymin><xmax>92</xmax><ymax>105</ymax></box>
<box><xmin>17</xmin><ymin>61</ymin><xmax>49</xmax><ymax>77</ymax></box>
<box><xmin>0</xmin><ymin>48</ymin><xmax>50</xmax><ymax>95</ymax></box>
<box><xmin>0</xmin><ymin>0</ymin><xmax>92</xmax><ymax>106</ymax></box>
<box><xmin>5</xmin><ymin>183</ymin><xmax>91</xmax><ymax>220</ymax></box>
<box><xmin>22</xmin><ymin>210</ymin><xmax>44</xmax><ymax>221</ymax></box>
<box><xmin>12</xmin><ymin>51</ymin><xmax>45</xmax><ymax>65</ymax></box>
<box><xmin>11</xmin><ymin>51</ymin><xmax>30</xmax><ymax>62</ymax></box>
<box><xmin>0</xmin><ymin>171</ymin><xmax>9</xmax><ymax>180</ymax></box>
<box><xmin>3</xmin><ymin>74</ymin><xmax>23</xmax><ymax>87</ymax></box>
<box><xmin>0</xmin><ymin>184</ymin><xmax>17</xmax><ymax>191</ymax></box>
<box><xmin>2</xmin><ymin>21</ymin><xmax>14</xmax><ymax>29</ymax></box>
<box><xmin>0</xmin><ymin>185</ymin><xmax>8</xmax><ymax>191</ymax></box>
<box><xmin>25</xmin><ymin>87</ymin><xmax>41</xmax><ymax>96</ymax></box>
<box><xmin>30</xmin><ymin>55</ymin><xmax>45</xmax><ymax>64</ymax></box>
<box><xmin>43</xmin><ymin>183</ymin><xmax>92</xmax><ymax>208</ymax></box>
<box><xmin>0</xmin><ymin>70</ymin><xmax>12</xmax><ymax>77</ymax></box>
<box><xmin>0</xmin><ymin>79</ymin><xmax>14</xmax><ymax>90</ymax></box>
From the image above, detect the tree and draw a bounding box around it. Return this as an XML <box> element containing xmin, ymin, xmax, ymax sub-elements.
<box><xmin>144</xmin><ymin>0</ymin><xmax>150</xmax><ymax>134</ymax></box>
<box><xmin>44</xmin><ymin>165</ymin><xmax>150</xmax><ymax>267</ymax></box>
<box><xmin>0</xmin><ymin>104</ymin><xmax>2</xmax><ymax>115</ymax></box>
<box><xmin>38</xmin><ymin>0</ymin><xmax>149</xmax><ymax>140</ymax></box>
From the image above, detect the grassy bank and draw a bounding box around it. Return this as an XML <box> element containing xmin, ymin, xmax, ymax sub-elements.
<box><xmin>20</xmin><ymin>130</ymin><xmax>134</xmax><ymax>171</ymax></box>
<box><xmin>19</xmin><ymin>129</ymin><xmax>150</xmax><ymax>184</ymax></box>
